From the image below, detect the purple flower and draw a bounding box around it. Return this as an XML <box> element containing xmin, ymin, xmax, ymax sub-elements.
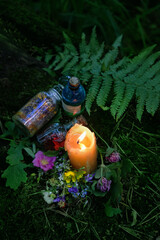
<box><xmin>85</xmin><ymin>173</ymin><xmax>95</xmax><ymax>183</ymax></box>
<box><xmin>68</xmin><ymin>187</ymin><xmax>79</xmax><ymax>193</ymax></box>
<box><xmin>97</xmin><ymin>177</ymin><xmax>112</xmax><ymax>192</ymax></box>
<box><xmin>81</xmin><ymin>188</ymin><xmax>88</xmax><ymax>198</ymax></box>
<box><xmin>68</xmin><ymin>187</ymin><xmax>80</xmax><ymax>198</ymax></box>
<box><xmin>105</xmin><ymin>151</ymin><xmax>121</xmax><ymax>163</ymax></box>
<box><xmin>53</xmin><ymin>195</ymin><xmax>65</xmax><ymax>203</ymax></box>
<box><xmin>32</xmin><ymin>151</ymin><xmax>56</xmax><ymax>172</ymax></box>
<box><xmin>53</xmin><ymin>196</ymin><xmax>66</xmax><ymax>208</ymax></box>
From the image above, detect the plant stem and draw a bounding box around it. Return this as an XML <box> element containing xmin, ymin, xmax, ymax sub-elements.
<box><xmin>90</xmin><ymin>125</ymin><xmax>109</xmax><ymax>147</ymax></box>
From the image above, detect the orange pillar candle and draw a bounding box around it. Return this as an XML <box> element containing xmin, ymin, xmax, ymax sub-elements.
<box><xmin>64</xmin><ymin>123</ymin><xmax>97</xmax><ymax>173</ymax></box>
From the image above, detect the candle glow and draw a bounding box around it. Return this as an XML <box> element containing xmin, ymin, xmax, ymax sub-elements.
<box><xmin>64</xmin><ymin>124</ymin><xmax>97</xmax><ymax>173</ymax></box>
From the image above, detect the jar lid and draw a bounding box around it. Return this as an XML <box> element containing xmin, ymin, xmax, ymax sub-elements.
<box><xmin>69</xmin><ymin>77</ymin><xmax>80</xmax><ymax>88</ymax></box>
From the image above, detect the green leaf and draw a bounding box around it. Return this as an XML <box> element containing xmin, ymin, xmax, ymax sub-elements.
<box><xmin>91</xmin><ymin>181</ymin><xmax>106</xmax><ymax>197</ymax></box>
<box><xmin>6</xmin><ymin>142</ymin><xmax>24</xmax><ymax>165</ymax></box>
<box><xmin>24</xmin><ymin>147</ymin><xmax>35</xmax><ymax>158</ymax></box>
<box><xmin>105</xmin><ymin>147</ymin><xmax>115</xmax><ymax>157</ymax></box>
<box><xmin>105</xmin><ymin>199</ymin><xmax>122</xmax><ymax>217</ymax></box>
<box><xmin>95</xmin><ymin>165</ymin><xmax>111</xmax><ymax>179</ymax></box>
<box><xmin>5</xmin><ymin>121</ymin><xmax>15</xmax><ymax>133</ymax></box>
<box><xmin>44</xmin><ymin>150</ymin><xmax>59</xmax><ymax>157</ymax></box>
<box><xmin>0</xmin><ymin>121</ymin><xmax>16</xmax><ymax>138</ymax></box>
<box><xmin>2</xmin><ymin>163</ymin><xmax>28</xmax><ymax>190</ymax></box>
<box><xmin>110</xmin><ymin>178</ymin><xmax>123</xmax><ymax>202</ymax></box>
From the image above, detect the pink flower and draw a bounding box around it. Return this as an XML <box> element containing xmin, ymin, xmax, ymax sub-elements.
<box><xmin>105</xmin><ymin>151</ymin><xmax>121</xmax><ymax>163</ymax></box>
<box><xmin>97</xmin><ymin>177</ymin><xmax>112</xmax><ymax>192</ymax></box>
<box><xmin>32</xmin><ymin>151</ymin><xmax>56</xmax><ymax>172</ymax></box>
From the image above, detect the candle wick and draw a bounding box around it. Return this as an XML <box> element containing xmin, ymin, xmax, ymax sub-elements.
<box><xmin>77</xmin><ymin>140</ymin><xmax>79</xmax><ymax>144</ymax></box>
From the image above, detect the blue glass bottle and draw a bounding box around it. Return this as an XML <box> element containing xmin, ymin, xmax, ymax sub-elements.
<box><xmin>62</xmin><ymin>77</ymin><xmax>86</xmax><ymax>117</ymax></box>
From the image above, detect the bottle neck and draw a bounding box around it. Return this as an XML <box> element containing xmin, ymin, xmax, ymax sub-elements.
<box><xmin>48</xmin><ymin>84</ymin><xmax>64</xmax><ymax>102</ymax></box>
<box><xmin>64</xmin><ymin>118</ymin><xmax>77</xmax><ymax>131</ymax></box>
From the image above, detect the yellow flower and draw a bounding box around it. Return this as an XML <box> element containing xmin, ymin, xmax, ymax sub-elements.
<box><xmin>76</xmin><ymin>170</ymin><xmax>86</xmax><ymax>181</ymax></box>
<box><xmin>64</xmin><ymin>171</ymin><xmax>76</xmax><ymax>183</ymax></box>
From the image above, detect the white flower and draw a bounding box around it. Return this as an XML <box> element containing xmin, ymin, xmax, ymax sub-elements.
<box><xmin>42</xmin><ymin>191</ymin><xmax>53</xmax><ymax>204</ymax></box>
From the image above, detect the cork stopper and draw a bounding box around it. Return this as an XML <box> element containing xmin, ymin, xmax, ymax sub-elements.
<box><xmin>69</xmin><ymin>77</ymin><xmax>80</xmax><ymax>88</ymax></box>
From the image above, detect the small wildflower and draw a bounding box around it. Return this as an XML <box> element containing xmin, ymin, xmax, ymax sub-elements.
<box><xmin>64</xmin><ymin>171</ymin><xmax>76</xmax><ymax>183</ymax></box>
<box><xmin>85</xmin><ymin>173</ymin><xmax>95</xmax><ymax>183</ymax></box>
<box><xmin>58</xmin><ymin>200</ymin><xmax>66</xmax><ymax>208</ymax></box>
<box><xmin>105</xmin><ymin>151</ymin><xmax>121</xmax><ymax>163</ymax></box>
<box><xmin>97</xmin><ymin>177</ymin><xmax>112</xmax><ymax>192</ymax></box>
<box><xmin>42</xmin><ymin>191</ymin><xmax>53</xmax><ymax>204</ymax></box>
<box><xmin>53</xmin><ymin>195</ymin><xmax>65</xmax><ymax>203</ymax></box>
<box><xmin>81</xmin><ymin>188</ymin><xmax>88</xmax><ymax>198</ymax></box>
<box><xmin>68</xmin><ymin>187</ymin><xmax>79</xmax><ymax>198</ymax></box>
<box><xmin>32</xmin><ymin>151</ymin><xmax>56</xmax><ymax>171</ymax></box>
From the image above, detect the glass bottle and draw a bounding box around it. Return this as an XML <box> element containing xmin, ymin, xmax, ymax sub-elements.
<box><xmin>37</xmin><ymin>115</ymin><xmax>88</xmax><ymax>149</ymax></box>
<box><xmin>12</xmin><ymin>84</ymin><xmax>64</xmax><ymax>137</ymax></box>
<box><xmin>62</xmin><ymin>77</ymin><xmax>86</xmax><ymax>117</ymax></box>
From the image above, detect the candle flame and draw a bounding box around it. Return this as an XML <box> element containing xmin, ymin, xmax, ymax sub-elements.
<box><xmin>78</xmin><ymin>131</ymin><xmax>86</xmax><ymax>142</ymax></box>
<box><xmin>77</xmin><ymin>131</ymin><xmax>87</xmax><ymax>150</ymax></box>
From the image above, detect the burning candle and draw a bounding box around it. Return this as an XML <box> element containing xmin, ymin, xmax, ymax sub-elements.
<box><xmin>64</xmin><ymin>124</ymin><xmax>97</xmax><ymax>173</ymax></box>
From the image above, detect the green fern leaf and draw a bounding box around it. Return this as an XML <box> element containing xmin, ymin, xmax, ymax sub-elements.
<box><xmin>123</xmin><ymin>52</ymin><xmax>160</xmax><ymax>85</ymax></box>
<box><xmin>79</xmin><ymin>32</ymin><xmax>89</xmax><ymax>55</ymax></box>
<box><xmin>102</xmin><ymin>35</ymin><xmax>122</xmax><ymax>71</ymax></box>
<box><xmin>80</xmin><ymin>71</ymin><xmax>92</xmax><ymax>84</ymax></box>
<box><xmin>85</xmin><ymin>73</ymin><xmax>102</xmax><ymax>114</ymax></box>
<box><xmin>115</xmin><ymin>45</ymin><xmax>156</xmax><ymax>80</ymax></box>
<box><xmin>136</xmin><ymin>87</ymin><xmax>147</xmax><ymax>121</ymax></box>
<box><xmin>54</xmin><ymin>54</ymin><xmax>72</xmax><ymax>71</ymax></box>
<box><xmin>96</xmin><ymin>74</ymin><xmax>113</xmax><ymax>108</ymax></box>
<box><xmin>62</xmin><ymin>31</ymin><xmax>72</xmax><ymax>44</ymax></box>
<box><xmin>110</xmin><ymin>80</ymin><xmax>125</xmax><ymax>118</ymax></box>
<box><xmin>145</xmin><ymin>91</ymin><xmax>160</xmax><ymax>116</ymax></box>
<box><xmin>89</xmin><ymin>26</ymin><xmax>100</xmax><ymax>53</ymax></box>
<box><xmin>48</xmin><ymin>54</ymin><xmax>61</xmax><ymax>69</ymax></box>
<box><xmin>112</xmin><ymin>34</ymin><xmax>123</xmax><ymax>48</ymax></box>
<box><xmin>65</xmin><ymin>43</ymin><xmax>78</xmax><ymax>56</ymax></box>
<box><xmin>116</xmin><ymin>84</ymin><xmax>136</xmax><ymax>120</ymax></box>
<box><xmin>62</xmin><ymin>56</ymin><xmax>79</xmax><ymax>74</ymax></box>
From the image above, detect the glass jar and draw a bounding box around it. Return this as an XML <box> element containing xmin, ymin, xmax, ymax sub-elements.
<box><xmin>12</xmin><ymin>84</ymin><xmax>63</xmax><ymax>137</ymax></box>
<box><xmin>37</xmin><ymin>115</ymin><xmax>88</xmax><ymax>146</ymax></box>
<box><xmin>62</xmin><ymin>77</ymin><xmax>86</xmax><ymax>117</ymax></box>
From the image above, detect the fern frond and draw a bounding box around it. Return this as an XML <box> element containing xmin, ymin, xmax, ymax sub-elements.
<box><xmin>48</xmin><ymin>28</ymin><xmax>160</xmax><ymax>120</ymax></box>
<box><xmin>124</xmin><ymin>52</ymin><xmax>160</xmax><ymax>84</ymax></box>
<box><xmin>64</xmin><ymin>43</ymin><xmax>78</xmax><ymax>56</ymax></box>
<box><xmin>85</xmin><ymin>73</ymin><xmax>102</xmax><ymax>114</ymax></box>
<box><xmin>89</xmin><ymin>26</ymin><xmax>100</xmax><ymax>53</ymax></box>
<box><xmin>145</xmin><ymin>90</ymin><xmax>160</xmax><ymax>116</ymax></box>
<box><xmin>110</xmin><ymin>80</ymin><xmax>125</xmax><ymax>118</ymax></box>
<box><xmin>63</xmin><ymin>31</ymin><xmax>72</xmax><ymax>44</ymax></box>
<box><xmin>46</xmin><ymin>54</ymin><xmax>61</xmax><ymax>69</ymax></box>
<box><xmin>110</xmin><ymin>56</ymin><xmax>130</xmax><ymax>73</ymax></box>
<box><xmin>93</xmin><ymin>42</ymin><xmax>105</xmax><ymax>61</ymax></box>
<box><xmin>96</xmin><ymin>74</ymin><xmax>113</xmax><ymax>108</ymax></box>
<box><xmin>62</xmin><ymin>56</ymin><xmax>79</xmax><ymax>75</ymax></box>
<box><xmin>112</xmin><ymin>34</ymin><xmax>123</xmax><ymax>48</ymax></box>
<box><xmin>136</xmin><ymin>87</ymin><xmax>147</xmax><ymax>121</ymax></box>
<box><xmin>116</xmin><ymin>84</ymin><xmax>136</xmax><ymax>120</ymax></box>
<box><xmin>54</xmin><ymin>53</ymin><xmax>72</xmax><ymax>71</ymax></box>
<box><xmin>101</xmin><ymin>35</ymin><xmax>122</xmax><ymax>70</ymax></box>
<box><xmin>79</xmin><ymin>32</ymin><xmax>88</xmax><ymax>55</ymax></box>
<box><xmin>115</xmin><ymin>45</ymin><xmax>157</xmax><ymax>80</ymax></box>
<box><xmin>80</xmin><ymin>71</ymin><xmax>92</xmax><ymax>85</ymax></box>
